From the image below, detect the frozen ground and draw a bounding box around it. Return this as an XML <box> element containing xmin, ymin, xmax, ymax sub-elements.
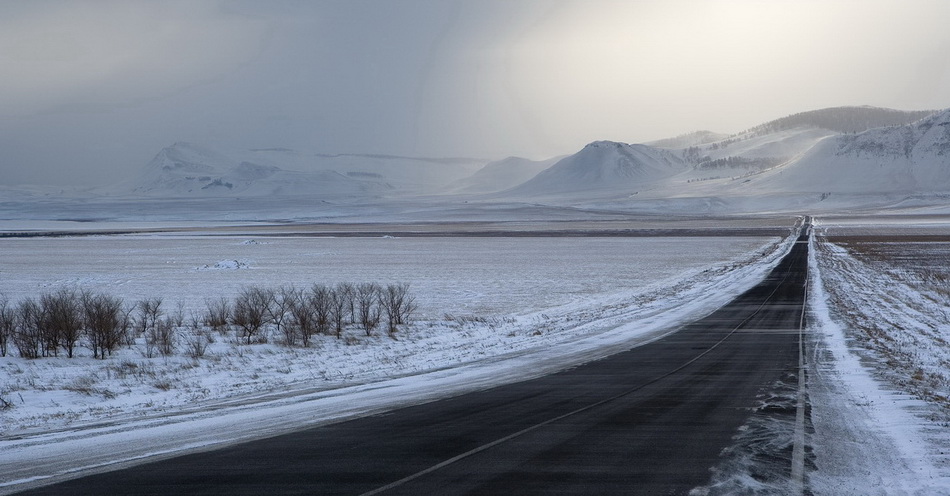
<box><xmin>0</xmin><ymin>234</ymin><xmax>778</xmax><ymax>319</ymax></box>
<box><xmin>0</xmin><ymin>230</ymin><xmax>794</xmax><ymax>493</ymax></box>
<box><xmin>807</xmin><ymin>219</ymin><xmax>950</xmax><ymax>494</ymax></box>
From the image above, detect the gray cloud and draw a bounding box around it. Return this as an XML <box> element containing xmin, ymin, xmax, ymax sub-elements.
<box><xmin>1</xmin><ymin>0</ymin><xmax>949</xmax><ymax>186</ymax></box>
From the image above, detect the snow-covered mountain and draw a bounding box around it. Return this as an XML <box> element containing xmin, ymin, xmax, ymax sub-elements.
<box><xmin>448</xmin><ymin>156</ymin><xmax>562</xmax><ymax>194</ymax></box>
<box><xmin>247</xmin><ymin>148</ymin><xmax>486</xmax><ymax>193</ymax></box>
<box><xmin>497</xmin><ymin>107</ymin><xmax>944</xmax><ymax>209</ymax></box>
<box><xmin>505</xmin><ymin>141</ymin><xmax>686</xmax><ymax>198</ymax></box>
<box><xmin>8</xmin><ymin>105</ymin><xmax>949</xmax><ymax>221</ymax></box>
<box><xmin>123</xmin><ymin>143</ymin><xmax>487</xmax><ymax>198</ymax></box>
<box><xmin>745</xmin><ymin>106</ymin><xmax>935</xmax><ymax>135</ymax></box>
<box><xmin>740</xmin><ymin>108</ymin><xmax>950</xmax><ymax>194</ymax></box>
<box><xmin>647</xmin><ymin>130</ymin><xmax>729</xmax><ymax>149</ymax></box>
<box><xmin>126</xmin><ymin>143</ymin><xmax>388</xmax><ymax>198</ymax></box>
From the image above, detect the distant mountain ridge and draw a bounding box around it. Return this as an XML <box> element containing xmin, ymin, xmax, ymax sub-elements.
<box><xmin>740</xmin><ymin>108</ymin><xmax>950</xmax><ymax>194</ymax></box>
<box><xmin>106</xmin><ymin>105</ymin><xmax>950</xmax><ymax>214</ymax></box>
<box><xmin>647</xmin><ymin>130</ymin><xmax>729</xmax><ymax>149</ymax></box>
<box><xmin>495</xmin><ymin>106</ymin><xmax>948</xmax><ymax>209</ymax></box>
<box><xmin>449</xmin><ymin>156</ymin><xmax>562</xmax><ymax>194</ymax></box>
<box><xmin>130</xmin><ymin>142</ymin><xmax>388</xmax><ymax>198</ymax></box>
<box><xmin>124</xmin><ymin>142</ymin><xmax>486</xmax><ymax>198</ymax></box>
<box><xmin>743</xmin><ymin>106</ymin><xmax>934</xmax><ymax>135</ymax></box>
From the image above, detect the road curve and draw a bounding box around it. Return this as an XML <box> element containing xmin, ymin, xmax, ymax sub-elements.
<box><xmin>19</xmin><ymin>225</ymin><xmax>809</xmax><ymax>495</ymax></box>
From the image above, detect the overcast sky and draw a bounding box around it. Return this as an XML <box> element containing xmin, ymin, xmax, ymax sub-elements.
<box><xmin>2</xmin><ymin>0</ymin><xmax>949</xmax><ymax>186</ymax></box>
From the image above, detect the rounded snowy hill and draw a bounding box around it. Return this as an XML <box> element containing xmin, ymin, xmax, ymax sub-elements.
<box><xmin>739</xmin><ymin>109</ymin><xmax>950</xmax><ymax>195</ymax></box>
<box><xmin>505</xmin><ymin>141</ymin><xmax>686</xmax><ymax>198</ymax></box>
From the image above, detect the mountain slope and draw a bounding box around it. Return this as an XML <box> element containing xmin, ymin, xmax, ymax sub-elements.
<box><xmin>449</xmin><ymin>156</ymin><xmax>562</xmax><ymax>194</ymax></box>
<box><xmin>247</xmin><ymin>149</ymin><xmax>486</xmax><ymax>193</ymax></box>
<box><xmin>505</xmin><ymin>141</ymin><xmax>686</xmax><ymax>198</ymax></box>
<box><xmin>743</xmin><ymin>106</ymin><xmax>935</xmax><ymax>136</ymax></box>
<box><xmin>55</xmin><ymin>105</ymin><xmax>950</xmax><ymax>216</ymax></box>
<box><xmin>122</xmin><ymin>143</ymin><xmax>488</xmax><ymax>198</ymax></box>
<box><xmin>742</xmin><ymin>109</ymin><xmax>950</xmax><ymax>194</ymax></box>
<box><xmin>128</xmin><ymin>143</ymin><xmax>389</xmax><ymax>198</ymax></box>
<box><xmin>648</xmin><ymin>130</ymin><xmax>729</xmax><ymax>149</ymax></box>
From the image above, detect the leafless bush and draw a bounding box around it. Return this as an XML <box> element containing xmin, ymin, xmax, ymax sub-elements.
<box><xmin>14</xmin><ymin>298</ymin><xmax>43</xmax><ymax>359</ymax></box>
<box><xmin>0</xmin><ymin>296</ymin><xmax>13</xmax><ymax>357</ymax></box>
<box><xmin>189</xmin><ymin>310</ymin><xmax>202</xmax><ymax>329</ymax></box>
<box><xmin>276</xmin><ymin>288</ymin><xmax>300</xmax><ymax>347</ymax></box>
<box><xmin>136</xmin><ymin>298</ymin><xmax>164</xmax><ymax>336</ymax></box>
<box><xmin>171</xmin><ymin>301</ymin><xmax>186</xmax><ymax>327</ymax></box>
<box><xmin>121</xmin><ymin>303</ymin><xmax>137</xmax><ymax>347</ymax></box>
<box><xmin>309</xmin><ymin>284</ymin><xmax>333</xmax><ymax>335</ymax></box>
<box><xmin>286</xmin><ymin>288</ymin><xmax>316</xmax><ymax>347</ymax></box>
<box><xmin>40</xmin><ymin>289</ymin><xmax>84</xmax><ymax>358</ymax></box>
<box><xmin>6</xmin><ymin>279</ymin><xmax>419</xmax><ymax>355</ymax></box>
<box><xmin>232</xmin><ymin>287</ymin><xmax>273</xmax><ymax>345</ymax></box>
<box><xmin>269</xmin><ymin>286</ymin><xmax>295</xmax><ymax>339</ymax></box>
<box><xmin>330</xmin><ymin>283</ymin><xmax>352</xmax><ymax>339</ymax></box>
<box><xmin>145</xmin><ymin>317</ymin><xmax>176</xmax><ymax>357</ymax></box>
<box><xmin>81</xmin><ymin>291</ymin><xmax>127</xmax><ymax>359</ymax></box>
<box><xmin>204</xmin><ymin>297</ymin><xmax>231</xmax><ymax>334</ymax></box>
<box><xmin>337</xmin><ymin>282</ymin><xmax>356</xmax><ymax>323</ymax></box>
<box><xmin>184</xmin><ymin>327</ymin><xmax>210</xmax><ymax>359</ymax></box>
<box><xmin>379</xmin><ymin>283</ymin><xmax>415</xmax><ymax>337</ymax></box>
<box><xmin>356</xmin><ymin>283</ymin><xmax>381</xmax><ymax>335</ymax></box>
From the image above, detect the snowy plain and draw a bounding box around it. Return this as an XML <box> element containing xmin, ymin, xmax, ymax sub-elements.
<box><xmin>806</xmin><ymin>218</ymin><xmax>950</xmax><ymax>494</ymax></box>
<box><xmin>0</xmin><ymin>229</ymin><xmax>794</xmax><ymax>493</ymax></box>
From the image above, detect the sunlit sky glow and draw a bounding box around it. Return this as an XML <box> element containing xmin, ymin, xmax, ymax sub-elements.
<box><xmin>2</xmin><ymin>0</ymin><xmax>949</xmax><ymax>186</ymax></box>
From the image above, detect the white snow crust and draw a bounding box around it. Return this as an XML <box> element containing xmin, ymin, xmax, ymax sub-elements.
<box><xmin>807</xmin><ymin>221</ymin><xmax>950</xmax><ymax>494</ymax></box>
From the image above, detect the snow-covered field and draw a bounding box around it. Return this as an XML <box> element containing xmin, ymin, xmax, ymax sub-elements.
<box><xmin>0</xmin><ymin>234</ymin><xmax>777</xmax><ymax>318</ymax></box>
<box><xmin>0</xmin><ymin>231</ymin><xmax>794</xmax><ymax>493</ymax></box>
<box><xmin>808</xmin><ymin>220</ymin><xmax>950</xmax><ymax>493</ymax></box>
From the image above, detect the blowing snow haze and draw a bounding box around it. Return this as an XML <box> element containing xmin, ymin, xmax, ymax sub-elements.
<box><xmin>1</xmin><ymin>0</ymin><xmax>950</xmax><ymax>188</ymax></box>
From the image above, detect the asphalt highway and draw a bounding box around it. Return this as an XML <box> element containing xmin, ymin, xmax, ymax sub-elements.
<box><xmin>20</xmin><ymin>225</ymin><xmax>810</xmax><ymax>495</ymax></box>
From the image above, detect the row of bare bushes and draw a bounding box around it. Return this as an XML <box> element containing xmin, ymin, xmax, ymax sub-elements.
<box><xmin>0</xmin><ymin>282</ymin><xmax>415</xmax><ymax>360</ymax></box>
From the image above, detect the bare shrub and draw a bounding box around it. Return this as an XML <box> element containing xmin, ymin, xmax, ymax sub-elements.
<box><xmin>145</xmin><ymin>317</ymin><xmax>176</xmax><ymax>357</ymax></box>
<box><xmin>287</xmin><ymin>288</ymin><xmax>316</xmax><ymax>347</ymax></box>
<box><xmin>232</xmin><ymin>287</ymin><xmax>273</xmax><ymax>345</ymax></box>
<box><xmin>269</xmin><ymin>286</ymin><xmax>295</xmax><ymax>339</ymax></box>
<box><xmin>81</xmin><ymin>291</ymin><xmax>127</xmax><ymax>359</ymax></box>
<box><xmin>330</xmin><ymin>284</ymin><xmax>352</xmax><ymax>339</ymax></box>
<box><xmin>204</xmin><ymin>297</ymin><xmax>231</xmax><ymax>334</ymax></box>
<box><xmin>171</xmin><ymin>301</ymin><xmax>186</xmax><ymax>327</ymax></box>
<box><xmin>356</xmin><ymin>283</ymin><xmax>381</xmax><ymax>335</ymax></box>
<box><xmin>0</xmin><ymin>295</ymin><xmax>14</xmax><ymax>357</ymax></box>
<box><xmin>121</xmin><ymin>304</ymin><xmax>137</xmax><ymax>347</ymax></box>
<box><xmin>379</xmin><ymin>283</ymin><xmax>415</xmax><ymax>337</ymax></box>
<box><xmin>277</xmin><ymin>288</ymin><xmax>300</xmax><ymax>347</ymax></box>
<box><xmin>337</xmin><ymin>282</ymin><xmax>356</xmax><ymax>323</ymax></box>
<box><xmin>309</xmin><ymin>284</ymin><xmax>333</xmax><ymax>335</ymax></box>
<box><xmin>184</xmin><ymin>327</ymin><xmax>210</xmax><ymax>359</ymax></box>
<box><xmin>136</xmin><ymin>298</ymin><xmax>164</xmax><ymax>336</ymax></box>
<box><xmin>40</xmin><ymin>289</ymin><xmax>84</xmax><ymax>358</ymax></box>
<box><xmin>14</xmin><ymin>298</ymin><xmax>43</xmax><ymax>359</ymax></box>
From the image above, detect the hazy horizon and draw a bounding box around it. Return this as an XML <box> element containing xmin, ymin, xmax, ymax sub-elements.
<box><xmin>2</xmin><ymin>0</ymin><xmax>949</xmax><ymax>186</ymax></box>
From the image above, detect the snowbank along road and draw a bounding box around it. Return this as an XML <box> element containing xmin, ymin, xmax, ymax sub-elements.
<box><xmin>16</xmin><ymin>222</ymin><xmax>811</xmax><ymax>495</ymax></box>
